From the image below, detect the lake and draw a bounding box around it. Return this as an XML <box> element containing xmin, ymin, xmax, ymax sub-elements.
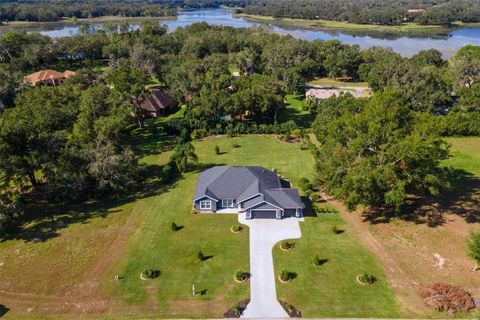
<box><xmin>2</xmin><ymin>8</ymin><xmax>480</xmax><ymax>58</ymax></box>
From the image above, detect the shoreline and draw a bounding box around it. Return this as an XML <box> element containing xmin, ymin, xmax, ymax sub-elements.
<box><xmin>0</xmin><ymin>15</ymin><xmax>177</xmax><ymax>27</ymax></box>
<box><xmin>234</xmin><ymin>13</ymin><xmax>467</xmax><ymax>32</ymax></box>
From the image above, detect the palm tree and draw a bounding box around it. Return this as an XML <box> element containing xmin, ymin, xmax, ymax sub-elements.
<box><xmin>172</xmin><ymin>142</ymin><xmax>198</xmax><ymax>172</ymax></box>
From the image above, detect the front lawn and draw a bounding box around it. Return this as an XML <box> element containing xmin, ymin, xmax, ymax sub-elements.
<box><xmin>274</xmin><ymin>206</ymin><xmax>400</xmax><ymax>317</ymax></box>
<box><xmin>113</xmin><ymin>135</ymin><xmax>315</xmax><ymax>318</ymax></box>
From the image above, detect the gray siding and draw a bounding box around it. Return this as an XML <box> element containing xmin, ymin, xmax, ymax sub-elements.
<box><xmin>194</xmin><ymin>197</ymin><xmax>217</xmax><ymax>212</ymax></box>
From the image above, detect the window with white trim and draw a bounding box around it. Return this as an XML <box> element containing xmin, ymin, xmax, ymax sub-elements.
<box><xmin>222</xmin><ymin>199</ymin><xmax>234</xmax><ymax>208</ymax></box>
<box><xmin>200</xmin><ymin>200</ymin><xmax>212</xmax><ymax>210</ymax></box>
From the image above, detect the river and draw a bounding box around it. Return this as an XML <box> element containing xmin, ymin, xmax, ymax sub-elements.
<box><xmin>2</xmin><ymin>8</ymin><xmax>480</xmax><ymax>58</ymax></box>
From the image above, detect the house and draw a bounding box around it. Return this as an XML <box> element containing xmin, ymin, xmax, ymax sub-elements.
<box><xmin>407</xmin><ymin>8</ymin><xmax>426</xmax><ymax>14</ymax></box>
<box><xmin>139</xmin><ymin>89</ymin><xmax>175</xmax><ymax>118</ymax></box>
<box><xmin>25</xmin><ymin>69</ymin><xmax>76</xmax><ymax>86</ymax></box>
<box><xmin>193</xmin><ymin>166</ymin><xmax>304</xmax><ymax>219</ymax></box>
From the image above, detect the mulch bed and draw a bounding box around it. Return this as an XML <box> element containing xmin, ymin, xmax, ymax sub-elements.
<box><xmin>224</xmin><ymin>299</ymin><xmax>250</xmax><ymax>318</ymax></box>
<box><xmin>280</xmin><ymin>300</ymin><xmax>302</xmax><ymax>318</ymax></box>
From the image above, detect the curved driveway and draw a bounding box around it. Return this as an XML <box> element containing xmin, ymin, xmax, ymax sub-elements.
<box><xmin>238</xmin><ymin>213</ymin><xmax>303</xmax><ymax>318</ymax></box>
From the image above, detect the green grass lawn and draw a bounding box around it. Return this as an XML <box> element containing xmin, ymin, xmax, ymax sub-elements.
<box><xmin>113</xmin><ymin>135</ymin><xmax>316</xmax><ymax>317</ymax></box>
<box><xmin>278</xmin><ymin>94</ymin><xmax>315</xmax><ymax>128</ymax></box>
<box><xmin>307</xmin><ymin>77</ymin><xmax>370</xmax><ymax>88</ymax></box>
<box><xmin>444</xmin><ymin>137</ymin><xmax>480</xmax><ymax>176</ymax></box>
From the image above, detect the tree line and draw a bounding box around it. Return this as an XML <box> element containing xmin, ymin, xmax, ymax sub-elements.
<box><xmin>239</xmin><ymin>0</ymin><xmax>480</xmax><ymax>26</ymax></box>
<box><xmin>0</xmin><ymin>21</ymin><xmax>479</xmax><ymax>230</ymax></box>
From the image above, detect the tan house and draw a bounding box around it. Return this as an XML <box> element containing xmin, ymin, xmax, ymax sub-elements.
<box><xmin>25</xmin><ymin>69</ymin><xmax>76</xmax><ymax>86</ymax></box>
<box><xmin>139</xmin><ymin>89</ymin><xmax>176</xmax><ymax>118</ymax></box>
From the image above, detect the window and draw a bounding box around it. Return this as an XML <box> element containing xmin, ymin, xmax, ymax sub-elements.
<box><xmin>200</xmin><ymin>200</ymin><xmax>212</xmax><ymax>210</ymax></box>
<box><xmin>222</xmin><ymin>199</ymin><xmax>234</xmax><ymax>208</ymax></box>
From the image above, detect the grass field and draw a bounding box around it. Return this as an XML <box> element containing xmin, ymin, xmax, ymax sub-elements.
<box><xmin>444</xmin><ymin>137</ymin><xmax>480</xmax><ymax>176</ymax></box>
<box><xmin>274</xmin><ymin>206</ymin><xmax>400</xmax><ymax>317</ymax></box>
<box><xmin>236</xmin><ymin>13</ymin><xmax>446</xmax><ymax>31</ymax></box>
<box><xmin>307</xmin><ymin>78</ymin><xmax>370</xmax><ymax>88</ymax></box>
<box><xmin>278</xmin><ymin>94</ymin><xmax>315</xmax><ymax>128</ymax></box>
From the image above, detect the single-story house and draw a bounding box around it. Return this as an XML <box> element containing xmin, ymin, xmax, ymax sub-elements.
<box><xmin>140</xmin><ymin>89</ymin><xmax>175</xmax><ymax>118</ymax></box>
<box><xmin>193</xmin><ymin>166</ymin><xmax>304</xmax><ymax>219</ymax></box>
<box><xmin>25</xmin><ymin>69</ymin><xmax>76</xmax><ymax>86</ymax></box>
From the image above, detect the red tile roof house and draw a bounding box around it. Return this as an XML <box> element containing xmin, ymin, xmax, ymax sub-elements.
<box><xmin>139</xmin><ymin>89</ymin><xmax>176</xmax><ymax>118</ymax></box>
<box><xmin>25</xmin><ymin>69</ymin><xmax>75</xmax><ymax>86</ymax></box>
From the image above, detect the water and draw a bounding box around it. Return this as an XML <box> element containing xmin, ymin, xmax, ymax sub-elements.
<box><xmin>2</xmin><ymin>8</ymin><xmax>480</xmax><ymax>58</ymax></box>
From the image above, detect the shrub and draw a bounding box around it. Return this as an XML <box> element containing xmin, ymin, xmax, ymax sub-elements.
<box><xmin>231</xmin><ymin>224</ymin><xmax>243</xmax><ymax>233</ymax></box>
<box><xmin>234</xmin><ymin>270</ymin><xmax>249</xmax><ymax>282</ymax></box>
<box><xmin>142</xmin><ymin>269</ymin><xmax>160</xmax><ymax>279</ymax></box>
<box><xmin>298</xmin><ymin>177</ymin><xmax>312</xmax><ymax>192</ymax></box>
<box><xmin>197</xmin><ymin>251</ymin><xmax>205</xmax><ymax>261</ymax></box>
<box><xmin>291</xmin><ymin>128</ymin><xmax>302</xmax><ymax>139</ymax></box>
<box><xmin>418</xmin><ymin>282</ymin><xmax>476</xmax><ymax>315</ymax></box>
<box><xmin>279</xmin><ymin>270</ymin><xmax>297</xmax><ymax>282</ymax></box>
<box><xmin>214</xmin><ymin>145</ymin><xmax>220</xmax><ymax>155</ymax></box>
<box><xmin>312</xmin><ymin>255</ymin><xmax>327</xmax><ymax>266</ymax></box>
<box><xmin>467</xmin><ymin>231</ymin><xmax>480</xmax><ymax>270</ymax></box>
<box><xmin>280</xmin><ymin>241</ymin><xmax>295</xmax><ymax>250</ymax></box>
<box><xmin>232</xmin><ymin>141</ymin><xmax>240</xmax><ymax>149</ymax></box>
<box><xmin>358</xmin><ymin>273</ymin><xmax>376</xmax><ymax>284</ymax></box>
<box><xmin>171</xmin><ymin>222</ymin><xmax>178</xmax><ymax>232</ymax></box>
<box><xmin>162</xmin><ymin>163</ymin><xmax>175</xmax><ymax>182</ymax></box>
<box><xmin>331</xmin><ymin>224</ymin><xmax>339</xmax><ymax>234</ymax></box>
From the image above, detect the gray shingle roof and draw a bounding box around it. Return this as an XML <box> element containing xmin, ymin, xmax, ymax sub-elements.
<box><xmin>194</xmin><ymin>166</ymin><xmax>303</xmax><ymax>210</ymax></box>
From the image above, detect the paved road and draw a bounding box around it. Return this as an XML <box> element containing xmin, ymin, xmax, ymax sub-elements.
<box><xmin>238</xmin><ymin>213</ymin><xmax>303</xmax><ymax>318</ymax></box>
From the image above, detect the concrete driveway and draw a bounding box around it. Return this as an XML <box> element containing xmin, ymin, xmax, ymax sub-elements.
<box><xmin>238</xmin><ymin>213</ymin><xmax>303</xmax><ymax>318</ymax></box>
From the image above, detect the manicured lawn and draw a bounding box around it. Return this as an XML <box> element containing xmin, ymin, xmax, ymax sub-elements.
<box><xmin>113</xmin><ymin>135</ymin><xmax>315</xmax><ymax>317</ymax></box>
<box><xmin>444</xmin><ymin>137</ymin><xmax>480</xmax><ymax>176</ymax></box>
<box><xmin>307</xmin><ymin>77</ymin><xmax>370</xmax><ymax>88</ymax></box>
<box><xmin>274</xmin><ymin>210</ymin><xmax>400</xmax><ymax>317</ymax></box>
<box><xmin>278</xmin><ymin>94</ymin><xmax>315</xmax><ymax>128</ymax></box>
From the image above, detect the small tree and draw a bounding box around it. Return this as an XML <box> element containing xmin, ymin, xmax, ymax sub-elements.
<box><xmin>171</xmin><ymin>222</ymin><xmax>178</xmax><ymax>232</ymax></box>
<box><xmin>215</xmin><ymin>145</ymin><xmax>220</xmax><ymax>155</ymax></box>
<box><xmin>197</xmin><ymin>251</ymin><xmax>205</xmax><ymax>262</ymax></box>
<box><xmin>467</xmin><ymin>231</ymin><xmax>480</xmax><ymax>271</ymax></box>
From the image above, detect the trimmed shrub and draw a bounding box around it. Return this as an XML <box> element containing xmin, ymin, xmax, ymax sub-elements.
<box><xmin>312</xmin><ymin>255</ymin><xmax>328</xmax><ymax>266</ymax></box>
<box><xmin>279</xmin><ymin>270</ymin><xmax>297</xmax><ymax>282</ymax></box>
<box><xmin>171</xmin><ymin>222</ymin><xmax>179</xmax><ymax>232</ymax></box>
<box><xmin>234</xmin><ymin>270</ymin><xmax>249</xmax><ymax>282</ymax></box>
<box><xmin>215</xmin><ymin>145</ymin><xmax>220</xmax><ymax>155</ymax></box>
<box><xmin>142</xmin><ymin>269</ymin><xmax>160</xmax><ymax>279</ymax></box>
<box><xmin>280</xmin><ymin>241</ymin><xmax>295</xmax><ymax>250</ymax></box>
<box><xmin>332</xmin><ymin>224</ymin><xmax>339</xmax><ymax>234</ymax></box>
<box><xmin>358</xmin><ymin>273</ymin><xmax>376</xmax><ymax>284</ymax></box>
<box><xmin>231</xmin><ymin>224</ymin><xmax>243</xmax><ymax>233</ymax></box>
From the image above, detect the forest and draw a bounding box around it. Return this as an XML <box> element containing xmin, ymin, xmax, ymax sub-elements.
<box><xmin>2</xmin><ymin>0</ymin><xmax>480</xmax><ymax>25</ymax></box>
<box><xmin>239</xmin><ymin>0</ymin><xmax>480</xmax><ymax>26</ymax></box>
<box><xmin>0</xmin><ymin>21</ymin><xmax>479</xmax><ymax>230</ymax></box>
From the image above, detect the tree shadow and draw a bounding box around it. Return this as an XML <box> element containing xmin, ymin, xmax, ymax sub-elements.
<box><xmin>0</xmin><ymin>305</ymin><xmax>9</xmax><ymax>318</ymax></box>
<box><xmin>0</xmin><ymin>162</ymin><xmax>181</xmax><ymax>243</ymax></box>
<box><xmin>129</xmin><ymin>120</ymin><xmax>177</xmax><ymax>157</ymax></box>
<box><xmin>314</xmin><ymin>258</ymin><xmax>328</xmax><ymax>266</ymax></box>
<box><xmin>438</xmin><ymin>169</ymin><xmax>480</xmax><ymax>223</ymax></box>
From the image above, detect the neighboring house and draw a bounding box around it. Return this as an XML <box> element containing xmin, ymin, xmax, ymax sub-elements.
<box><xmin>193</xmin><ymin>166</ymin><xmax>304</xmax><ymax>219</ymax></box>
<box><xmin>25</xmin><ymin>69</ymin><xmax>75</xmax><ymax>86</ymax></box>
<box><xmin>407</xmin><ymin>8</ymin><xmax>426</xmax><ymax>14</ymax></box>
<box><xmin>140</xmin><ymin>89</ymin><xmax>175</xmax><ymax>118</ymax></box>
<box><xmin>305</xmin><ymin>87</ymin><xmax>368</xmax><ymax>100</ymax></box>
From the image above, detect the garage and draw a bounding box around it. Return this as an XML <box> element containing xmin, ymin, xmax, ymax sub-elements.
<box><xmin>250</xmin><ymin>210</ymin><xmax>278</xmax><ymax>219</ymax></box>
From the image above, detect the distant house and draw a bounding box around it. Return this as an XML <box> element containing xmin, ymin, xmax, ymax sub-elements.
<box><xmin>140</xmin><ymin>89</ymin><xmax>176</xmax><ymax>118</ymax></box>
<box><xmin>407</xmin><ymin>8</ymin><xmax>426</xmax><ymax>14</ymax></box>
<box><xmin>305</xmin><ymin>87</ymin><xmax>368</xmax><ymax>100</ymax></box>
<box><xmin>25</xmin><ymin>69</ymin><xmax>76</xmax><ymax>86</ymax></box>
<box><xmin>193</xmin><ymin>166</ymin><xmax>304</xmax><ymax>219</ymax></box>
